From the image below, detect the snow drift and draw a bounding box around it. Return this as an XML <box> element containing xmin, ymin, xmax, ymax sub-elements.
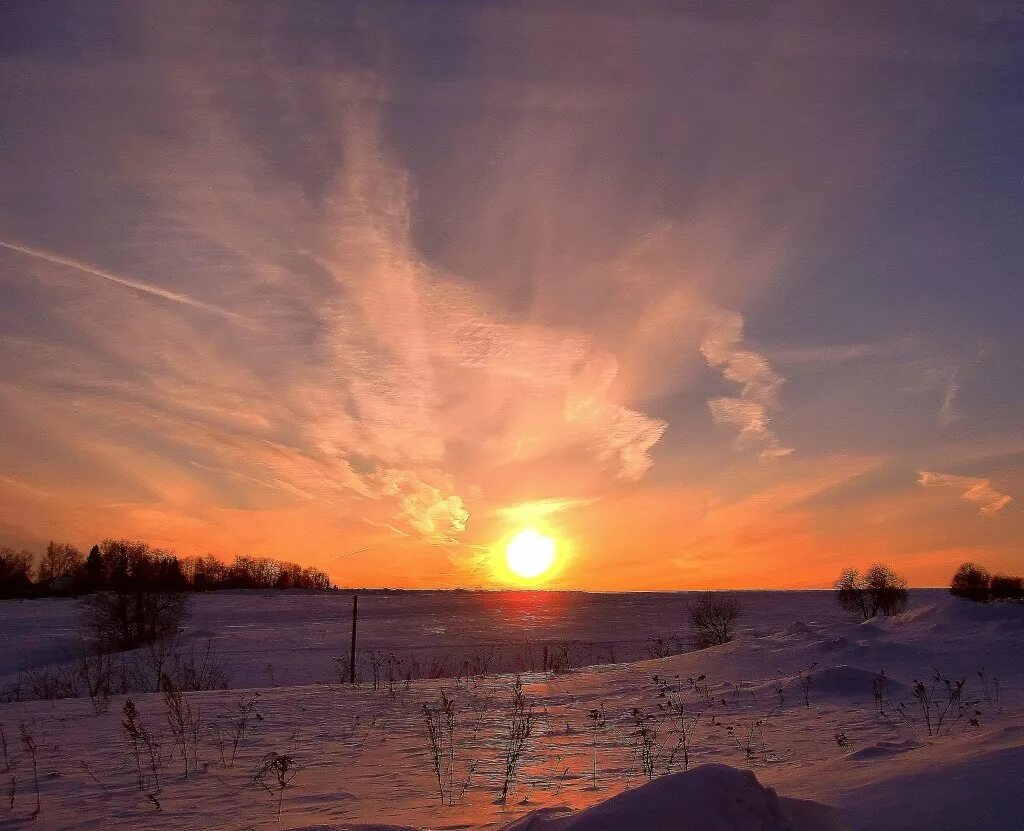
<box><xmin>500</xmin><ymin>764</ymin><xmax>840</xmax><ymax>831</ymax></box>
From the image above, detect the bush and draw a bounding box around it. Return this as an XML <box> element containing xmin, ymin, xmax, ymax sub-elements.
<box><xmin>950</xmin><ymin>562</ymin><xmax>991</xmax><ymax>602</ymax></box>
<box><xmin>835</xmin><ymin>564</ymin><xmax>908</xmax><ymax>620</ymax></box>
<box><xmin>989</xmin><ymin>574</ymin><xmax>1024</xmax><ymax>601</ymax></box>
<box><xmin>688</xmin><ymin>593</ymin><xmax>742</xmax><ymax>648</ymax></box>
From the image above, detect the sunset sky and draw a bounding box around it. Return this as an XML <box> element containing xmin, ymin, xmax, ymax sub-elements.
<box><xmin>1</xmin><ymin>2</ymin><xmax>1022</xmax><ymax>589</ymax></box>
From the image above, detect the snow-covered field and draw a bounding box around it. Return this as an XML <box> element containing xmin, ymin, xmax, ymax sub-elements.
<box><xmin>0</xmin><ymin>590</ymin><xmax>1021</xmax><ymax>830</ymax></box>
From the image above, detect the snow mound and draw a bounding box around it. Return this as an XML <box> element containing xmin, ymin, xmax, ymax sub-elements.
<box><xmin>853</xmin><ymin>620</ymin><xmax>887</xmax><ymax>640</ymax></box>
<box><xmin>845</xmin><ymin>738</ymin><xmax>923</xmax><ymax>761</ymax></box>
<box><xmin>769</xmin><ymin>621</ymin><xmax>823</xmax><ymax>641</ymax></box>
<box><xmin>816</xmin><ymin>636</ymin><xmax>850</xmax><ymax>652</ymax></box>
<box><xmin>501</xmin><ymin>764</ymin><xmax>800</xmax><ymax>831</ymax></box>
<box><xmin>775</xmin><ymin>665</ymin><xmax>909</xmax><ymax>703</ymax></box>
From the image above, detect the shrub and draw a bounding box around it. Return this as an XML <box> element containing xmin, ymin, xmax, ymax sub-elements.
<box><xmin>688</xmin><ymin>593</ymin><xmax>742</xmax><ymax>648</ymax></box>
<box><xmin>496</xmin><ymin>678</ymin><xmax>535</xmax><ymax>804</ymax></box>
<box><xmin>252</xmin><ymin>753</ymin><xmax>299</xmax><ymax>820</ymax></box>
<box><xmin>989</xmin><ymin>574</ymin><xmax>1023</xmax><ymax>601</ymax></box>
<box><xmin>950</xmin><ymin>562</ymin><xmax>991</xmax><ymax>602</ymax></box>
<box><xmin>835</xmin><ymin>564</ymin><xmax>908</xmax><ymax>619</ymax></box>
<box><xmin>422</xmin><ymin>691</ymin><xmax>457</xmax><ymax>804</ymax></box>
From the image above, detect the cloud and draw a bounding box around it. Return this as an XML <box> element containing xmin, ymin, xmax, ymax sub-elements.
<box><xmin>701</xmin><ymin>310</ymin><xmax>792</xmax><ymax>459</ymax></box>
<box><xmin>917</xmin><ymin>470</ymin><xmax>1012</xmax><ymax>515</ymax></box>
<box><xmin>0</xmin><ymin>80</ymin><xmax>672</xmax><ymax>556</ymax></box>
<box><xmin>938</xmin><ymin>369</ymin><xmax>961</xmax><ymax>426</ymax></box>
<box><xmin>377</xmin><ymin>470</ymin><xmax>470</xmax><ymax>544</ymax></box>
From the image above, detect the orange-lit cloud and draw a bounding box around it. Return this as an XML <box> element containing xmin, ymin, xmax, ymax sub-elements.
<box><xmin>917</xmin><ymin>471</ymin><xmax>1012</xmax><ymax>516</ymax></box>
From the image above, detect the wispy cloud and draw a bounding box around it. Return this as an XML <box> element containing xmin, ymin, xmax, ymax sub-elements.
<box><xmin>0</xmin><ymin>90</ymin><xmax>672</xmax><ymax>554</ymax></box>
<box><xmin>917</xmin><ymin>470</ymin><xmax>1012</xmax><ymax>515</ymax></box>
<box><xmin>938</xmin><ymin>369</ymin><xmax>961</xmax><ymax>426</ymax></box>
<box><xmin>701</xmin><ymin>310</ymin><xmax>792</xmax><ymax>459</ymax></box>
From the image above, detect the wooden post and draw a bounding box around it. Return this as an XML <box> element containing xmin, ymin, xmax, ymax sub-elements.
<box><xmin>349</xmin><ymin>593</ymin><xmax>358</xmax><ymax>684</ymax></box>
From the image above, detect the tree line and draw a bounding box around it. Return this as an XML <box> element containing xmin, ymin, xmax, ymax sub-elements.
<box><xmin>0</xmin><ymin>539</ymin><xmax>333</xmax><ymax>600</ymax></box>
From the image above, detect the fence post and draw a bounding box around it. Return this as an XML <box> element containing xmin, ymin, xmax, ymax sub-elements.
<box><xmin>349</xmin><ymin>593</ymin><xmax>359</xmax><ymax>684</ymax></box>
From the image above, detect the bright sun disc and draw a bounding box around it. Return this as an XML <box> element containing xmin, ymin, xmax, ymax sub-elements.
<box><xmin>505</xmin><ymin>529</ymin><xmax>556</xmax><ymax>579</ymax></box>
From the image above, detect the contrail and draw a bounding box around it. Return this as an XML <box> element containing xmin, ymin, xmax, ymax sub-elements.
<box><xmin>328</xmin><ymin>545</ymin><xmax>373</xmax><ymax>560</ymax></box>
<box><xmin>0</xmin><ymin>239</ymin><xmax>244</xmax><ymax>321</ymax></box>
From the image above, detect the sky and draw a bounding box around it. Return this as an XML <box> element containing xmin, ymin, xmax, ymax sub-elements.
<box><xmin>1</xmin><ymin>1</ymin><xmax>1022</xmax><ymax>589</ymax></box>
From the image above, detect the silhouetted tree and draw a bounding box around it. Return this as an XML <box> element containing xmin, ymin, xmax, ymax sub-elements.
<box><xmin>835</xmin><ymin>564</ymin><xmax>909</xmax><ymax>619</ymax></box>
<box><xmin>301</xmin><ymin>566</ymin><xmax>332</xmax><ymax>591</ymax></box>
<box><xmin>180</xmin><ymin>554</ymin><xmax>227</xmax><ymax>591</ymax></box>
<box><xmin>865</xmin><ymin>564</ymin><xmax>909</xmax><ymax>616</ymax></box>
<box><xmin>950</xmin><ymin>562</ymin><xmax>991</xmax><ymax>602</ymax></box>
<box><xmin>688</xmin><ymin>593</ymin><xmax>742</xmax><ymax>648</ymax></box>
<box><xmin>37</xmin><ymin>541</ymin><xmax>84</xmax><ymax>589</ymax></box>
<box><xmin>0</xmin><ymin>546</ymin><xmax>34</xmax><ymax>599</ymax></box>
<box><xmin>835</xmin><ymin>568</ymin><xmax>869</xmax><ymax>619</ymax></box>
<box><xmin>78</xmin><ymin>540</ymin><xmax>190</xmax><ymax>650</ymax></box>
<box><xmin>990</xmin><ymin>574</ymin><xmax>1024</xmax><ymax>601</ymax></box>
<box><xmin>81</xmin><ymin>544</ymin><xmax>105</xmax><ymax>593</ymax></box>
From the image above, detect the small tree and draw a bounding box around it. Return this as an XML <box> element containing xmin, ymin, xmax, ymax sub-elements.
<box><xmin>835</xmin><ymin>568</ymin><xmax>870</xmax><ymax>619</ymax></box>
<box><xmin>865</xmin><ymin>564</ymin><xmax>909</xmax><ymax>616</ymax></box>
<box><xmin>688</xmin><ymin>593</ymin><xmax>742</xmax><ymax>648</ymax></box>
<box><xmin>835</xmin><ymin>564</ymin><xmax>908</xmax><ymax>619</ymax></box>
<box><xmin>950</xmin><ymin>562</ymin><xmax>991</xmax><ymax>602</ymax></box>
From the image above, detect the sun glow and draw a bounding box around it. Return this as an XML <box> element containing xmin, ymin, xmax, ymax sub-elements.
<box><xmin>505</xmin><ymin>528</ymin><xmax>557</xmax><ymax>579</ymax></box>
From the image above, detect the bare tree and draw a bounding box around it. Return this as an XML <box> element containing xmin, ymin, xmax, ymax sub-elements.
<box><xmin>78</xmin><ymin>540</ymin><xmax>190</xmax><ymax>650</ymax></box>
<box><xmin>37</xmin><ymin>542</ymin><xmax>83</xmax><ymax>588</ymax></box>
<box><xmin>835</xmin><ymin>564</ymin><xmax>908</xmax><ymax>619</ymax></box>
<box><xmin>865</xmin><ymin>564</ymin><xmax>909</xmax><ymax>616</ymax></box>
<box><xmin>950</xmin><ymin>562</ymin><xmax>991</xmax><ymax>602</ymax></box>
<box><xmin>688</xmin><ymin>593</ymin><xmax>742</xmax><ymax>648</ymax></box>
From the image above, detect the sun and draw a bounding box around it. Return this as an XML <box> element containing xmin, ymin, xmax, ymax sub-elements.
<box><xmin>505</xmin><ymin>528</ymin><xmax>557</xmax><ymax>579</ymax></box>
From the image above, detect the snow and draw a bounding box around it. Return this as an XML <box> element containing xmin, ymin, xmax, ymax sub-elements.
<box><xmin>0</xmin><ymin>590</ymin><xmax>1021</xmax><ymax>830</ymax></box>
<box><xmin>500</xmin><ymin>765</ymin><xmax>801</xmax><ymax>831</ymax></box>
